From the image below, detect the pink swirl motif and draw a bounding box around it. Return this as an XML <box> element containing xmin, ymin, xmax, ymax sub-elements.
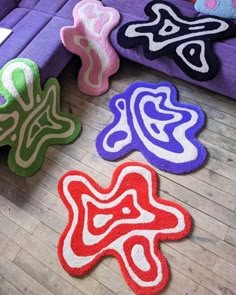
<box><xmin>206</xmin><ymin>0</ymin><xmax>217</xmax><ymax>9</ymax></box>
<box><xmin>206</xmin><ymin>0</ymin><xmax>236</xmax><ymax>9</ymax></box>
<box><xmin>58</xmin><ymin>162</ymin><xmax>192</xmax><ymax>295</ymax></box>
<box><xmin>61</xmin><ymin>0</ymin><xmax>120</xmax><ymax>96</ymax></box>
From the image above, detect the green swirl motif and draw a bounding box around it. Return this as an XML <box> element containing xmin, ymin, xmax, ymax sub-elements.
<box><xmin>0</xmin><ymin>58</ymin><xmax>81</xmax><ymax>176</ymax></box>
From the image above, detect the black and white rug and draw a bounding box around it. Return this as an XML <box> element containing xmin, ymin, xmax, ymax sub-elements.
<box><xmin>117</xmin><ymin>0</ymin><xmax>236</xmax><ymax>81</ymax></box>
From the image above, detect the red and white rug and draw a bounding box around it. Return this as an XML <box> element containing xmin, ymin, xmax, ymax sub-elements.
<box><xmin>58</xmin><ymin>162</ymin><xmax>192</xmax><ymax>294</ymax></box>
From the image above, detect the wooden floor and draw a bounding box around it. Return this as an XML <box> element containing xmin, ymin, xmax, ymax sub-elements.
<box><xmin>0</xmin><ymin>58</ymin><xmax>236</xmax><ymax>295</ymax></box>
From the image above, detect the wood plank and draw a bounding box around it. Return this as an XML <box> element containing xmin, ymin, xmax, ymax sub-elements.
<box><xmin>0</xmin><ymin>234</ymin><xmax>20</xmax><ymax>261</ymax></box>
<box><xmin>162</xmin><ymin>191</ymin><xmax>236</xmax><ymax>268</ymax></box>
<box><xmin>107</xmin><ymin>253</ymin><xmax>207</xmax><ymax>295</ymax></box>
<box><xmin>0</xmin><ymin>213</ymin><xmax>31</xmax><ymax>248</ymax></box>
<box><xmin>206</xmin><ymin>119</ymin><xmax>236</xmax><ymax>141</ymax></box>
<box><xmin>156</xmin><ymin>168</ymin><xmax>236</xmax><ymax>212</ymax></box>
<box><xmin>31</xmin><ymin>170</ymin><xmax>59</xmax><ymax>196</ymax></box>
<box><xmin>192</xmin><ymin>168</ymin><xmax>236</xmax><ymax>198</ymax></box>
<box><xmin>166</xmin><ymin>238</ymin><xmax>217</xmax><ymax>271</ymax></box>
<box><xmin>201</xmin><ymin>141</ymin><xmax>236</xmax><ymax>169</ymax></box>
<box><xmin>0</xmin><ymin>275</ymin><xmax>23</xmax><ymax>295</ymax></box>
<box><xmin>82</xmin><ymin>123</ymin><xmax>100</xmax><ymax>141</ymax></box>
<box><xmin>33</xmin><ymin>223</ymin><xmax>59</xmax><ymax>250</ymax></box>
<box><xmin>182</xmin><ymin>96</ymin><xmax>236</xmax><ymax>129</ymax></box>
<box><xmin>200</xmin><ymin>130</ymin><xmax>236</xmax><ymax>155</ymax></box>
<box><xmin>44</xmin><ymin>150</ymin><xmax>109</xmax><ymax>188</ymax></box>
<box><xmin>14</xmin><ymin>249</ymin><xmax>85</xmax><ymax>295</ymax></box>
<box><xmin>190</xmin><ymin>226</ymin><xmax>236</xmax><ymax>267</ymax></box>
<box><xmin>54</xmin><ymin>144</ymin><xmax>87</xmax><ymax>163</ymax></box>
<box><xmin>206</xmin><ymin>157</ymin><xmax>236</xmax><ymax>182</ymax></box>
<box><xmin>0</xmin><ymin>163</ymin><xmax>66</xmax><ymax>218</ymax></box>
<box><xmin>213</xmin><ymin>258</ymin><xmax>236</xmax><ymax>286</ymax></box>
<box><xmin>0</xmin><ymin>194</ymin><xmax>39</xmax><ymax>233</ymax></box>
<box><xmin>203</xmin><ymin>289</ymin><xmax>216</xmax><ymax>295</ymax></box>
<box><xmin>76</xmin><ymin>133</ymin><xmax>100</xmax><ymax>156</ymax></box>
<box><xmin>61</xmin><ymin>95</ymin><xmax>112</xmax><ymax>131</ymax></box>
<box><xmin>89</xmin><ymin>262</ymin><xmax>134</xmax><ymax>295</ymax></box>
<box><xmin>91</xmin><ymin>284</ymin><xmax>116</xmax><ymax>295</ymax></box>
<box><xmin>225</xmin><ymin>227</ymin><xmax>236</xmax><ymax>247</ymax></box>
<box><xmin>162</xmin><ymin>244</ymin><xmax>236</xmax><ymax>295</ymax></box>
<box><xmin>0</xmin><ymin>233</ymin><xmax>8</xmax><ymax>253</ymax></box>
<box><xmin>0</xmin><ymin>255</ymin><xmax>54</xmax><ymax>295</ymax></box>
<box><xmin>21</xmin><ymin>234</ymin><xmax>101</xmax><ymax>295</ymax></box>
<box><xmin>4</xmin><ymin>188</ymin><xmax>66</xmax><ymax>234</ymax></box>
<box><xmin>157</xmin><ymin>174</ymin><xmax>236</xmax><ymax>229</ymax></box>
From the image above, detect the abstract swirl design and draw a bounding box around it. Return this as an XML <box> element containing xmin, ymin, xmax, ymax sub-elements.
<box><xmin>0</xmin><ymin>58</ymin><xmax>81</xmax><ymax>176</ymax></box>
<box><xmin>96</xmin><ymin>81</ymin><xmax>206</xmax><ymax>174</ymax></box>
<box><xmin>61</xmin><ymin>0</ymin><xmax>120</xmax><ymax>96</ymax></box>
<box><xmin>117</xmin><ymin>0</ymin><xmax>236</xmax><ymax>81</ymax></box>
<box><xmin>58</xmin><ymin>162</ymin><xmax>192</xmax><ymax>295</ymax></box>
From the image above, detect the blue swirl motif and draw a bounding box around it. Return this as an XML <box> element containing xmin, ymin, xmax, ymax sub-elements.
<box><xmin>96</xmin><ymin>82</ymin><xmax>207</xmax><ymax>174</ymax></box>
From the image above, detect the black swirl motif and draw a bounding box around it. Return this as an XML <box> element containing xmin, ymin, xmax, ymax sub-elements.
<box><xmin>117</xmin><ymin>0</ymin><xmax>236</xmax><ymax>81</ymax></box>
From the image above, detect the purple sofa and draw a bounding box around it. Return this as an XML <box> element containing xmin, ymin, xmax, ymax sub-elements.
<box><xmin>0</xmin><ymin>0</ymin><xmax>82</xmax><ymax>83</ymax></box>
<box><xmin>103</xmin><ymin>0</ymin><xmax>236</xmax><ymax>100</ymax></box>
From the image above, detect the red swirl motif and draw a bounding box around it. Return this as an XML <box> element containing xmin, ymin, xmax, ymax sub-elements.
<box><xmin>58</xmin><ymin>162</ymin><xmax>192</xmax><ymax>294</ymax></box>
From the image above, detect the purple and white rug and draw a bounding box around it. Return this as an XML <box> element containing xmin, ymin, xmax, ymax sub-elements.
<box><xmin>96</xmin><ymin>81</ymin><xmax>207</xmax><ymax>174</ymax></box>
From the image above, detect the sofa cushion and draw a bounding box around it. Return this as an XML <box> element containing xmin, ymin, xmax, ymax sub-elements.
<box><xmin>18</xmin><ymin>0</ymin><xmax>40</xmax><ymax>9</ymax></box>
<box><xmin>0</xmin><ymin>8</ymin><xmax>29</xmax><ymax>28</ymax></box>
<box><xmin>0</xmin><ymin>0</ymin><xmax>83</xmax><ymax>83</ymax></box>
<box><xmin>0</xmin><ymin>10</ymin><xmax>52</xmax><ymax>66</ymax></box>
<box><xmin>19</xmin><ymin>0</ymin><xmax>69</xmax><ymax>15</ymax></box>
<box><xmin>34</xmin><ymin>0</ymin><xmax>68</xmax><ymax>14</ymax></box>
<box><xmin>19</xmin><ymin>16</ymin><xmax>73</xmax><ymax>83</ymax></box>
<box><xmin>0</xmin><ymin>0</ymin><xmax>19</xmax><ymax>19</ymax></box>
<box><xmin>57</xmin><ymin>0</ymin><xmax>85</xmax><ymax>19</ymax></box>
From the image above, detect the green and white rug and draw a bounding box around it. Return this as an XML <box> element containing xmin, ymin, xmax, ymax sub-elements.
<box><xmin>0</xmin><ymin>58</ymin><xmax>81</xmax><ymax>176</ymax></box>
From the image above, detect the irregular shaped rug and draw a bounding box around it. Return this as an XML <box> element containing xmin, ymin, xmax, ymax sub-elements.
<box><xmin>58</xmin><ymin>162</ymin><xmax>192</xmax><ymax>295</ymax></box>
<box><xmin>96</xmin><ymin>81</ymin><xmax>206</xmax><ymax>174</ymax></box>
<box><xmin>0</xmin><ymin>58</ymin><xmax>81</xmax><ymax>176</ymax></box>
<box><xmin>117</xmin><ymin>0</ymin><xmax>236</xmax><ymax>81</ymax></box>
<box><xmin>61</xmin><ymin>0</ymin><xmax>120</xmax><ymax>96</ymax></box>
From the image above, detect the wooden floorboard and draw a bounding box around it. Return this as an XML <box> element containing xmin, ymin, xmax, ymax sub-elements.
<box><xmin>0</xmin><ymin>59</ymin><xmax>235</xmax><ymax>295</ymax></box>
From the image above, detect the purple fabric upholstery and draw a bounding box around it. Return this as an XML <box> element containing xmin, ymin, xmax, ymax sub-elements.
<box><xmin>0</xmin><ymin>11</ymin><xmax>52</xmax><ymax>62</ymax></box>
<box><xmin>0</xmin><ymin>0</ymin><xmax>83</xmax><ymax>104</ymax></box>
<box><xmin>0</xmin><ymin>0</ymin><xmax>19</xmax><ymax>19</ymax></box>
<box><xmin>103</xmin><ymin>0</ymin><xmax>236</xmax><ymax>99</ymax></box>
<box><xmin>0</xmin><ymin>0</ymin><xmax>81</xmax><ymax>82</ymax></box>
<box><xmin>18</xmin><ymin>0</ymin><xmax>40</xmax><ymax>9</ymax></box>
<box><xmin>33</xmin><ymin>0</ymin><xmax>69</xmax><ymax>14</ymax></box>
<box><xmin>19</xmin><ymin>17</ymin><xmax>73</xmax><ymax>83</ymax></box>
<box><xmin>0</xmin><ymin>8</ymin><xmax>29</xmax><ymax>28</ymax></box>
